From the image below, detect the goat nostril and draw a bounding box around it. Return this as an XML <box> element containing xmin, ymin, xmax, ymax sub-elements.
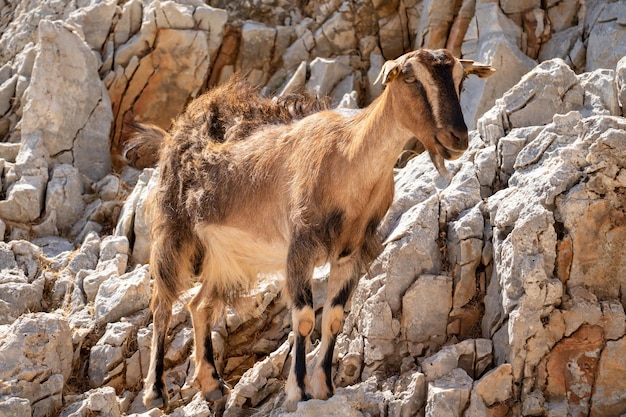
<box><xmin>453</xmin><ymin>129</ymin><xmax>469</xmax><ymax>148</ymax></box>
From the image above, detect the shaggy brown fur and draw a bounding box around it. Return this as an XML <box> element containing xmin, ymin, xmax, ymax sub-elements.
<box><xmin>123</xmin><ymin>79</ymin><xmax>329</xmax><ymax>169</ymax></box>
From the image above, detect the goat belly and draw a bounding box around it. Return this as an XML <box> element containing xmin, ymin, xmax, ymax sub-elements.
<box><xmin>194</xmin><ymin>223</ymin><xmax>289</xmax><ymax>292</ymax></box>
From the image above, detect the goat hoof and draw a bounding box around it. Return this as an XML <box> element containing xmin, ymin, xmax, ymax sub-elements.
<box><xmin>143</xmin><ymin>385</ymin><xmax>169</xmax><ymax>410</ymax></box>
<box><xmin>205</xmin><ymin>389</ymin><xmax>224</xmax><ymax>402</ymax></box>
<box><xmin>302</xmin><ymin>392</ymin><xmax>312</xmax><ymax>401</ymax></box>
<box><xmin>203</xmin><ymin>378</ymin><xmax>231</xmax><ymax>402</ymax></box>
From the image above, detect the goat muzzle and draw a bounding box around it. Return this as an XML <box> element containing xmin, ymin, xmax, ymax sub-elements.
<box><xmin>435</xmin><ymin>127</ymin><xmax>469</xmax><ymax>160</ymax></box>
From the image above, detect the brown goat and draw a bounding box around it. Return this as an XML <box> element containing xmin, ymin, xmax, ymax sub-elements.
<box><xmin>138</xmin><ymin>49</ymin><xmax>495</xmax><ymax>411</ymax></box>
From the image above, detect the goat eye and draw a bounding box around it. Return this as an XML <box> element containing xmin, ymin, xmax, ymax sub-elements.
<box><xmin>404</xmin><ymin>76</ymin><xmax>416</xmax><ymax>84</ymax></box>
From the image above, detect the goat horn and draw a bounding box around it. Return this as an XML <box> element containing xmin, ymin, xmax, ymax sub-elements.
<box><xmin>374</xmin><ymin>61</ymin><xmax>401</xmax><ymax>85</ymax></box>
<box><xmin>460</xmin><ymin>59</ymin><xmax>496</xmax><ymax>78</ymax></box>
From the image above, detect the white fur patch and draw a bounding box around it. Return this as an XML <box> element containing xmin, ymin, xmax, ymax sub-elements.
<box><xmin>194</xmin><ymin>223</ymin><xmax>289</xmax><ymax>296</ymax></box>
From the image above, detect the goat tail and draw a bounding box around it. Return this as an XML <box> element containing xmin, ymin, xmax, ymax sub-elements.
<box><xmin>123</xmin><ymin>122</ymin><xmax>168</xmax><ymax>169</ymax></box>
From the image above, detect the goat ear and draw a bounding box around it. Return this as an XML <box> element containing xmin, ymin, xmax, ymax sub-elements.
<box><xmin>374</xmin><ymin>60</ymin><xmax>401</xmax><ymax>85</ymax></box>
<box><xmin>460</xmin><ymin>59</ymin><xmax>496</xmax><ymax>78</ymax></box>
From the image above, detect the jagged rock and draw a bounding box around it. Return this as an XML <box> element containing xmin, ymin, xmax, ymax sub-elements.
<box><xmin>415</xmin><ymin>0</ymin><xmax>456</xmax><ymax>49</ymax></box>
<box><xmin>585</xmin><ymin>1</ymin><xmax>626</xmax><ymax>72</ymax></box>
<box><xmin>44</xmin><ymin>164</ymin><xmax>84</xmax><ymax>233</ymax></box>
<box><xmin>312</xmin><ymin>8</ymin><xmax>357</xmax><ymax>57</ymax></box>
<box><xmin>115</xmin><ymin>169</ymin><xmax>155</xmax><ymax>255</ymax></box>
<box><xmin>461</xmin><ymin>2</ymin><xmax>539</xmax><ymax>129</ymax></box>
<box><xmin>538</xmin><ymin>25</ymin><xmax>583</xmax><ymax>65</ymax></box>
<box><xmin>0</xmin><ymin>313</ymin><xmax>72</xmax><ymax>417</ymax></box>
<box><xmin>66</xmin><ymin>0</ymin><xmax>117</xmax><ymax>52</ymax></box>
<box><xmin>465</xmin><ymin>363</ymin><xmax>513</xmax><ymax>417</ymax></box>
<box><xmin>89</xmin><ymin>322</ymin><xmax>135</xmax><ymax>388</ymax></box>
<box><xmin>402</xmin><ymin>275</ymin><xmax>452</xmax><ymax>348</ymax></box>
<box><xmin>278</xmin><ymin>61</ymin><xmax>307</xmax><ymax>96</ymax></box>
<box><xmin>578</xmin><ymin>69</ymin><xmax>620</xmax><ymax>117</ymax></box>
<box><xmin>22</xmin><ymin>19</ymin><xmax>112</xmax><ymax>181</ymax></box>
<box><xmin>238</xmin><ymin>21</ymin><xmax>276</xmax><ymax>86</ymax></box>
<box><xmin>0</xmin><ymin>396</ymin><xmax>31</xmax><ymax>417</ymax></box>
<box><xmin>590</xmin><ymin>336</ymin><xmax>626</xmax><ymax>416</ymax></box>
<box><xmin>306</xmin><ymin>56</ymin><xmax>353</xmax><ymax>97</ymax></box>
<box><xmin>59</xmin><ymin>386</ymin><xmax>121</xmax><ymax>417</ymax></box>
<box><xmin>94</xmin><ymin>265</ymin><xmax>151</xmax><ymax>323</ymax></box>
<box><xmin>616</xmin><ymin>55</ymin><xmax>626</xmax><ymax>116</ymax></box>
<box><xmin>0</xmin><ymin>130</ymin><xmax>48</xmax><ymax>222</ymax></box>
<box><xmin>421</xmin><ymin>339</ymin><xmax>492</xmax><ymax>382</ymax></box>
<box><xmin>425</xmin><ymin>368</ymin><xmax>473</xmax><ymax>417</ymax></box>
<box><xmin>539</xmin><ymin>325</ymin><xmax>603</xmax><ymax>417</ymax></box>
<box><xmin>0</xmin><ymin>241</ymin><xmax>44</xmax><ymax>324</ymax></box>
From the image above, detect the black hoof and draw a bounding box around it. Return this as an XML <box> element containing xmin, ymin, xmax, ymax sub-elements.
<box><xmin>144</xmin><ymin>384</ymin><xmax>169</xmax><ymax>410</ymax></box>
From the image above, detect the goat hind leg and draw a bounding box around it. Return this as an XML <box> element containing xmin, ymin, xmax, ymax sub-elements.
<box><xmin>144</xmin><ymin>292</ymin><xmax>172</xmax><ymax>409</ymax></box>
<box><xmin>188</xmin><ymin>292</ymin><xmax>229</xmax><ymax>401</ymax></box>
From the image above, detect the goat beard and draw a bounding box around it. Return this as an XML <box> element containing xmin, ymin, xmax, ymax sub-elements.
<box><xmin>428</xmin><ymin>150</ymin><xmax>449</xmax><ymax>176</ymax></box>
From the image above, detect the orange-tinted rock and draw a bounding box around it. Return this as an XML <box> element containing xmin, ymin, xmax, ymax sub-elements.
<box><xmin>590</xmin><ymin>336</ymin><xmax>626</xmax><ymax>417</ymax></box>
<box><xmin>542</xmin><ymin>325</ymin><xmax>603</xmax><ymax>417</ymax></box>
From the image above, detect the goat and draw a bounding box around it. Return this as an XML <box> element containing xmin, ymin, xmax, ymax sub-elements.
<box><xmin>138</xmin><ymin>48</ymin><xmax>495</xmax><ymax>411</ymax></box>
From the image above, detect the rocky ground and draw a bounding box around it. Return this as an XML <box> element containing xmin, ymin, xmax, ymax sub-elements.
<box><xmin>1</xmin><ymin>0</ymin><xmax>626</xmax><ymax>416</ymax></box>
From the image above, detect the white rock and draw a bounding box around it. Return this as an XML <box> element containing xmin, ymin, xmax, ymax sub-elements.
<box><xmin>0</xmin><ymin>313</ymin><xmax>72</xmax><ymax>417</ymax></box>
<box><xmin>402</xmin><ymin>275</ymin><xmax>452</xmax><ymax>346</ymax></box>
<box><xmin>425</xmin><ymin>368</ymin><xmax>473</xmax><ymax>417</ymax></box>
<box><xmin>66</xmin><ymin>0</ymin><xmax>117</xmax><ymax>51</ymax></box>
<box><xmin>94</xmin><ymin>265</ymin><xmax>151</xmax><ymax>323</ymax></box>
<box><xmin>306</xmin><ymin>57</ymin><xmax>353</xmax><ymax>97</ymax></box>
<box><xmin>238</xmin><ymin>21</ymin><xmax>276</xmax><ymax>86</ymax></box>
<box><xmin>461</xmin><ymin>2</ymin><xmax>538</xmax><ymax>128</ymax></box>
<box><xmin>616</xmin><ymin>55</ymin><xmax>626</xmax><ymax>116</ymax></box>
<box><xmin>578</xmin><ymin>69</ymin><xmax>620</xmax><ymax>117</ymax></box>
<box><xmin>0</xmin><ymin>396</ymin><xmax>31</xmax><ymax>417</ymax></box>
<box><xmin>0</xmin><ymin>174</ymin><xmax>47</xmax><ymax>222</ymax></box>
<box><xmin>44</xmin><ymin>164</ymin><xmax>85</xmax><ymax>233</ymax></box>
<box><xmin>22</xmin><ymin>20</ymin><xmax>112</xmax><ymax>181</ymax></box>
<box><xmin>585</xmin><ymin>2</ymin><xmax>626</xmax><ymax>71</ymax></box>
<box><xmin>59</xmin><ymin>386</ymin><xmax>121</xmax><ymax>417</ymax></box>
<box><xmin>83</xmin><ymin>262</ymin><xmax>119</xmax><ymax>303</ymax></box>
<box><xmin>155</xmin><ymin>1</ymin><xmax>195</xmax><ymax>29</ymax></box>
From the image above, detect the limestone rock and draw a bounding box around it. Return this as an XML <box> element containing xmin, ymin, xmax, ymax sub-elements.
<box><xmin>66</xmin><ymin>0</ymin><xmax>117</xmax><ymax>51</ymax></box>
<box><xmin>89</xmin><ymin>322</ymin><xmax>135</xmax><ymax>388</ymax></box>
<box><xmin>590</xmin><ymin>336</ymin><xmax>626</xmax><ymax>417</ymax></box>
<box><xmin>585</xmin><ymin>1</ymin><xmax>626</xmax><ymax>71</ymax></box>
<box><xmin>402</xmin><ymin>275</ymin><xmax>452</xmax><ymax>347</ymax></box>
<box><xmin>0</xmin><ymin>396</ymin><xmax>31</xmax><ymax>417</ymax></box>
<box><xmin>425</xmin><ymin>368</ymin><xmax>473</xmax><ymax>417</ymax></box>
<box><xmin>306</xmin><ymin>56</ymin><xmax>353</xmax><ymax>97</ymax></box>
<box><xmin>94</xmin><ymin>265</ymin><xmax>151</xmax><ymax>323</ymax></box>
<box><xmin>0</xmin><ymin>313</ymin><xmax>72</xmax><ymax>417</ymax></box>
<box><xmin>415</xmin><ymin>0</ymin><xmax>456</xmax><ymax>49</ymax></box>
<box><xmin>44</xmin><ymin>164</ymin><xmax>84</xmax><ymax>233</ymax></box>
<box><xmin>465</xmin><ymin>363</ymin><xmax>513</xmax><ymax>417</ymax></box>
<box><xmin>22</xmin><ymin>20</ymin><xmax>112</xmax><ymax>181</ymax></box>
<box><xmin>461</xmin><ymin>2</ymin><xmax>538</xmax><ymax>129</ymax></box>
<box><xmin>616</xmin><ymin>55</ymin><xmax>626</xmax><ymax>116</ymax></box>
<box><xmin>238</xmin><ymin>21</ymin><xmax>276</xmax><ymax>86</ymax></box>
<box><xmin>540</xmin><ymin>325</ymin><xmax>603</xmax><ymax>417</ymax></box>
<box><xmin>59</xmin><ymin>387</ymin><xmax>121</xmax><ymax>417</ymax></box>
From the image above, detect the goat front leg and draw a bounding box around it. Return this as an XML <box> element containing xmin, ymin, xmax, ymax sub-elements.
<box><xmin>188</xmin><ymin>290</ymin><xmax>229</xmax><ymax>402</ymax></box>
<box><xmin>285</xmin><ymin>235</ymin><xmax>316</xmax><ymax>411</ymax></box>
<box><xmin>144</xmin><ymin>291</ymin><xmax>172</xmax><ymax>409</ymax></box>
<box><xmin>310</xmin><ymin>259</ymin><xmax>359</xmax><ymax>400</ymax></box>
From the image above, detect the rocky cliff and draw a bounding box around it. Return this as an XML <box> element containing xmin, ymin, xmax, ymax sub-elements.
<box><xmin>1</xmin><ymin>0</ymin><xmax>625</xmax><ymax>416</ymax></box>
